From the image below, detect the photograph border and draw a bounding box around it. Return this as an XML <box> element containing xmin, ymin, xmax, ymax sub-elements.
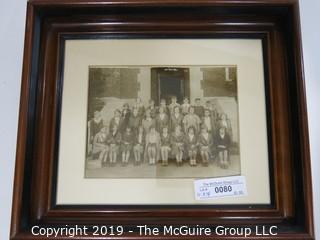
<box><xmin>10</xmin><ymin>0</ymin><xmax>314</xmax><ymax>239</ymax></box>
<box><xmin>53</xmin><ymin>38</ymin><xmax>274</xmax><ymax>206</ymax></box>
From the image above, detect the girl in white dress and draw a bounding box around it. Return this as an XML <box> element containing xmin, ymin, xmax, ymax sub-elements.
<box><xmin>198</xmin><ymin>126</ymin><xmax>213</xmax><ymax>165</ymax></box>
<box><xmin>171</xmin><ymin>125</ymin><xmax>185</xmax><ymax>166</ymax></box>
<box><xmin>185</xmin><ymin>126</ymin><xmax>198</xmax><ymax>166</ymax></box>
<box><xmin>160</xmin><ymin>127</ymin><xmax>171</xmax><ymax>166</ymax></box>
<box><xmin>145</xmin><ymin>126</ymin><xmax>160</xmax><ymax>165</ymax></box>
<box><xmin>133</xmin><ymin>126</ymin><xmax>145</xmax><ymax>164</ymax></box>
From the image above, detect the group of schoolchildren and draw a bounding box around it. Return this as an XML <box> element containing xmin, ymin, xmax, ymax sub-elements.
<box><xmin>88</xmin><ymin>96</ymin><xmax>233</xmax><ymax>168</ymax></box>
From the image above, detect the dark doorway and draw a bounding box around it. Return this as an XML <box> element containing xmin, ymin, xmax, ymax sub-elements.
<box><xmin>151</xmin><ymin>67</ymin><xmax>190</xmax><ymax>105</ymax></box>
<box><xmin>160</xmin><ymin>76</ymin><xmax>183</xmax><ymax>103</ymax></box>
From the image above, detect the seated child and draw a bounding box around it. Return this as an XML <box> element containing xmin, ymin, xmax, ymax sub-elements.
<box><xmin>160</xmin><ymin>126</ymin><xmax>171</xmax><ymax>166</ymax></box>
<box><xmin>106</xmin><ymin>125</ymin><xmax>121</xmax><ymax>164</ymax></box>
<box><xmin>198</xmin><ymin>126</ymin><xmax>213</xmax><ymax>165</ymax></box>
<box><xmin>121</xmin><ymin>127</ymin><xmax>134</xmax><ymax>165</ymax></box>
<box><xmin>145</xmin><ymin>126</ymin><xmax>160</xmax><ymax>165</ymax></box>
<box><xmin>92</xmin><ymin>126</ymin><xmax>109</xmax><ymax>167</ymax></box>
<box><xmin>133</xmin><ymin>126</ymin><xmax>145</xmax><ymax>164</ymax></box>
<box><xmin>185</xmin><ymin>126</ymin><xmax>198</xmax><ymax>166</ymax></box>
<box><xmin>215</xmin><ymin>127</ymin><xmax>231</xmax><ymax>169</ymax></box>
<box><xmin>171</xmin><ymin>125</ymin><xmax>185</xmax><ymax>166</ymax></box>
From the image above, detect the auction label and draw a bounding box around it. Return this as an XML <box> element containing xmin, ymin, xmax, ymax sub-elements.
<box><xmin>194</xmin><ymin>175</ymin><xmax>247</xmax><ymax>200</ymax></box>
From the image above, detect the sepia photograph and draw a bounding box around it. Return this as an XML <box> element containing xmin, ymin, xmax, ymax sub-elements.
<box><xmin>85</xmin><ymin>65</ymin><xmax>240</xmax><ymax>178</ymax></box>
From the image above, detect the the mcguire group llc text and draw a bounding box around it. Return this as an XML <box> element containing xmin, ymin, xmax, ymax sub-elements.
<box><xmin>31</xmin><ymin>224</ymin><xmax>278</xmax><ymax>238</ymax></box>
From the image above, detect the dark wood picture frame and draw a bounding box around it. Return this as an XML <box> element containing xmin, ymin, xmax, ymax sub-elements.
<box><xmin>10</xmin><ymin>0</ymin><xmax>314</xmax><ymax>239</ymax></box>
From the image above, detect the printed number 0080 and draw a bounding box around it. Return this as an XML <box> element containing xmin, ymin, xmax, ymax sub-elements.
<box><xmin>214</xmin><ymin>185</ymin><xmax>232</xmax><ymax>193</ymax></box>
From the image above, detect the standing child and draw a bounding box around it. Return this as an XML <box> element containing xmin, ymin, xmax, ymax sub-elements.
<box><xmin>198</xmin><ymin>126</ymin><xmax>213</xmax><ymax>165</ymax></box>
<box><xmin>194</xmin><ymin>98</ymin><xmax>205</xmax><ymax>118</ymax></box>
<box><xmin>171</xmin><ymin>125</ymin><xmax>185</xmax><ymax>166</ymax></box>
<box><xmin>160</xmin><ymin>127</ymin><xmax>171</xmax><ymax>166</ymax></box>
<box><xmin>185</xmin><ymin>126</ymin><xmax>198</xmax><ymax>166</ymax></box>
<box><xmin>147</xmin><ymin>99</ymin><xmax>157</xmax><ymax>118</ymax></box>
<box><xmin>121</xmin><ymin>103</ymin><xmax>131</xmax><ymax>130</ymax></box>
<box><xmin>209</xmin><ymin>99</ymin><xmax>221</xmax><ymax>123</ymax></box>
<box><xmin>181</xmin><ymin>97</ymin><xmax>190</xmax><ymax>116</ymax></box>
<box><xmin>158</xmin><ymin>98</ymin><xmax>169</xmax><ymax>115</ymax></box>
<box><xmin>215</xmin><ymin>127</ymin><xmax>231</xmax><ymax>169</ymax></box>
<box><xmin>204</xmin><ymin>100</ymin><xmax>212</xmax><ymax>113</ymax></box>
<box><xmin>142</xmin><ymin>109</ymin><xmax>156</xmax><ymax>134</ymax></box>
<box><xmin>217</xmin><ymin>113</ymin><xmax>233</xmax><ymax>141</ymax></box>
<box><xmin>170</xmin><ymin>106</ymin><xmax>183</xmax><ymax>132</ymax></box>
<box><xmin>106</xmin><ymin>125</ymin><xmax>121</xmax><ymax>164</ymax></box>
<box><xmin>133</xmin><ymin>126</ymin><xmax>145</xmax><ymax>164</ymax></box>
<box><xmin>128</xmin><ymin>107</ymin><xmax>141</xmax><ymax>134</ymax></box>
<box><xmin>205</xmin><ymin>100</ymin><xmax>219</xmax><ymax>121</ymax></box>
<box><xmin>168</xmin><ymin>96</ymin><xmax>180</xmax><ymax>116</ymax></box>
<box><xmin>183</xmin><ymin>106</ymin><xmax>201</xmax><ymax>133</ymax></box>
<box><xmin>202</xmin><ymin>108</ymin><xmax>215</xmax><ymax>135</ymax></box>
<box><xmin>155</xmin><ymin>106</ymin><xmax>169</xmax><ymax>133</ymax></box>
<box><xmin>145</xmin><ymin>126</ymin><xmax>160</xmax><ymax>165</ymax></box>
<box><xmin>109</xmin><ymin>109</ymin><xmax>123</xmax><ymax>133</ymax></box>
<box><xmin>132</xmin><ymin>97</ymin><xmax>145</xmax><ymax>118</ymax></box>
<box><xmin>121</xmin><ymin>127</ymin><xmax>134</xmax><ymax>165</ymax></box>
<box><xmin>87</xmin><ymin>110</ymin><xmax>104</xmax><ymax>155</ymax></box>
